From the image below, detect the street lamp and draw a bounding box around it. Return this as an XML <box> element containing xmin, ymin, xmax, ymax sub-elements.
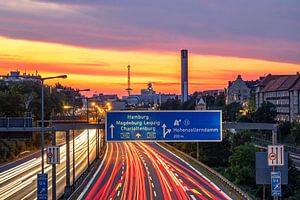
<box><xmin>58</xmin><ymin>88</ymin><xmax>90</xmax><ymax>184</ymax></box>
<box><xmin>71</xmin><ymin>89</ymin><xmax>89</xmax><ymax>185</ymax></box>
<box><xmin>41</xmin><ymin>75</ymin><xmax>67</xmax><ymax>174</ymax></box>
<box><xmin>75</xmin><ymin>95</ymin><xmax>94</xmax><ymax>169</ymax></box>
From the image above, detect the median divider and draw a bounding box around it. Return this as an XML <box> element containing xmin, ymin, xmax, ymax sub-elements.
<box><xmin>63</xmin><ymin>143</ymin><xmax>107</xmax><ymax>200</ymax></box>
<box><xmin>161</xmin><ymin>143</ymin><xmax>252</xmax><ymax>200</ymax></box>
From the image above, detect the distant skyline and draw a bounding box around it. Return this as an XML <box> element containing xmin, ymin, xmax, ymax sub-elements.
<box><xmin>0</xmin><ymin>1</ymin><xmax>299</xmax><ymax>96</ymax></box>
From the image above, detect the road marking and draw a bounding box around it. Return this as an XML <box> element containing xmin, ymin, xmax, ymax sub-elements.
<box><xmin>149</xmin><ymin>176</ymin><xmax>152</xmax><ymax>181</ymax></box>
<box><xmin>157</xmin><ymin>143</ymin><xmax>233</xmax><ymax>200</ymax></box>
<box><xmin>190</xmin><ymin>195</ymin><xmax>197</xmax><ymax>200</ymax></box>
<box><xmin>154</xmin><ymin>191</ymin><xmax>157</xmax><ymax>197</ymax></box>
<box><xmin>78</xmin><ymin>144</ymin><xmax>108</xmax><ymax>199</ymax></box>
<box><xmin>151</xmin><ymin>183</ymin><xmax>154</xmax><ymax>188</ymax></box>
<box><xmin>174</xmin><ymin>173</ymin><xmax>178</xmax><ymax>177</ymax></box>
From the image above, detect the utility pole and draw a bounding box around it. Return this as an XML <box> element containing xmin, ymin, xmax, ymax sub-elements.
<box><xmin>64</xmin><ymin>129</ymin><xmax>71</xmax><ymax>197</ymax></box>
<box><xmin>272</xmin><ymin>125</ymin><xmax>278</xmax><ymax>200</ymax></box>
<box><xmin>51</xmin><ymin>129</ymin><xmax>56</xmax><ymax>200</ymax></box>
<box><xmin>86</xmin><ymin>98</ymin><xmax>90</xmax><ymax>168</ymax></box>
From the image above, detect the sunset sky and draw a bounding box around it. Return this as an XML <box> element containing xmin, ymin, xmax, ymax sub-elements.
<box><xmin>0</xmin><ymin>0</ymin><xmax>299</xmax><ymax>96</ymax></box>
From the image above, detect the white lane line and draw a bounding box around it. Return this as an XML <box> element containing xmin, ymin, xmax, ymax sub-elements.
<box><xmin>117</xmin><ymin>190</ymin><xmax>121</xmax><ymax>197</ymax></box>
<box><xmin>78</xmin><ymin>144</ymin><xmax>108</xmax><ymax>199</ymax></box>
<box><xmin>157</xmin><ymin>143</ymin><xmax>233</xmax><ymax>200</ymax></box>
<box><xmin>149</xmin><ymin>176</ymin><xmax>152</xmax><ymax>181</ymax></box>
<box><xmin>190</xmin><ymin>195</ymin><xmax>197</xmax><ymax>200</ymax></box>
<box><xmin>151</xmin><ymin>182</ymin><xmax>154</xmax><ymax>188</ymax></box>
<box><xmin>174</xmin><ymin>173</ymin><xmax>178</xmax><ymax>177</ymax></box>
<box><xmin>154</xmin><ymin>191</ymin><xmax>157</xmax><ymax>197</ymax></box>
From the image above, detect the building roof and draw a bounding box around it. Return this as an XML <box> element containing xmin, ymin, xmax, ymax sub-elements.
<box><xmin>291</xmin><ymin>78</ymin><xmax>300</xmax><ymax>90</ymax></box>
<box><xmin>256</xmin><ymin>74</ymin><xmax>286</xmax><ymax>87</ymax></box>
<box><xmin>260</xmin><ymin>74</ymin><xmax>300</xmax><ymax>92</ymax></box>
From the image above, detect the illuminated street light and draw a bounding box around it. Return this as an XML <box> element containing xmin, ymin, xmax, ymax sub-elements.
<box><xmin>63</xmin><ymin>105</ymin><xmax>72</xmax><ymax>109</ymax></box>
<box><xmin>40</xmin><ymin>75</ymin><xmax>67</xmax><ymax>174</ymax></box>
<box><xmin>57</xmin><ymin>88</ymin><xmax>90</xmax><ymax>185</ymax></box>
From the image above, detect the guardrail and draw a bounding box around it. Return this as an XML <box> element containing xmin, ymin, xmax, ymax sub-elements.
<box><xmin>0</xmin><ymin>117</ymin><xmax>33</xmax><ymax>128</ymax></box>
<box><xmin>251</xmin><ymin>136</ymin><xmax>300</xmax><ymax>154</ymax></box>
<box><xmin>162</xmin><ymin>143</ymin><xmax>252</xmax><ymax>200</ymax></box>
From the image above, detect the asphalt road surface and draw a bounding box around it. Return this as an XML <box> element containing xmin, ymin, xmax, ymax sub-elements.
<box><xmin>0</xmin><ymin>129</ymin><xmax>99</xmax><ymax>200</ymax></box>
<box><xmin>81</xmin><ymin>142</ymin><xmax>232</xmax><ymax>200</ymax></box>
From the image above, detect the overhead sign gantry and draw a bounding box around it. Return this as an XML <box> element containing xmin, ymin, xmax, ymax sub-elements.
<box><xmin>106</xmin><ymin>111</ymin><xmax>222</xmax><ymax>142</ymax></box>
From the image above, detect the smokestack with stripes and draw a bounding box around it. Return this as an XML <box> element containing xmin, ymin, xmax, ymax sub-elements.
<box><xmin>181</xmin><ymin>49</ymin><xmax>188</xmax><ymax>103</ymax></box>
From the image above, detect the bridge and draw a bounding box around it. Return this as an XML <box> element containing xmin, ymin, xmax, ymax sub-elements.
<box><xmin>1</xmin><ymin>115</ymin><xmax>287</xmax><ymax>200</ymax></box>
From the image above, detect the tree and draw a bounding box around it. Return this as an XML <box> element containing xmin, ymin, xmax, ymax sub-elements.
<box><xmin>278</xmin><ymin>121</ymin><xmax>292</xmax><ymax>143</ymax></box>
<box><xmin>230</xmin><ymin>130</ymin><xmax>252</xmax><ymax>150</ymax></box>
<box><xmin>223</xmin><ymin>102</ymin><xmax>242</xmax><ymax>122</ymax></box>
<box><xmin>291</xmin><ymin>121</ymin><xmax>300</xmax><ymax>145</ymax></box>
<box><xmin>198</xmin><ymin>135</ymin><xmax>231</xmax><ymax>167</ymax></box>
<box><xmin>227</xmin><ymin>143</ymin><xmax>257</xmax><ymax>186</ymax></box>
<box><xmin>214</xmin><ymin>94</ymin><xmax>225</xmax><ymax>107</ymax></box>
<box><xmin>253</xmin><ymin>101</ymin><xmax>276</xmax><ymax>123</ymax></box>
<box><xmin>160</xmin><ymin>99</ymin><xmax>181</xmax><ymax>110</ymax></box>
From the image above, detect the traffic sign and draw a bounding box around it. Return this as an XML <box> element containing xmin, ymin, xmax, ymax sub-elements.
<box><xmin>46</xmin><ymin>146</ymin><xmax>60</xmax><ymax>164</ymax></box>
<box><xmin>268</xmin><ymin>145</ymin><xmax>284</xmax><ymax>166</ymax></box>
<box><xmin>271</xmin><ymin>171</ymin><xmax>281</xmax><ymax>197</ymax></box>
<box><xmin>106</xmin><ymin>111</ymin><xmax>222</xmax><ymax>142</ymax></box>
<box><xmin>255</xmin><ymin>152</ymin><xmax>288</xmax><ymax>185</ymax></box>
<box><xmin>37</xmin><ymin>173</ymin><xmax>48</xmax><ymax>200</ymax></box>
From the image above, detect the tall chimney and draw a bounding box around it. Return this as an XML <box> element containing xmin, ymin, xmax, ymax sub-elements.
<box><xmin>181</xmin><ymin>49</ymin><xmax>188</xmax><ymax>103</ymax></box>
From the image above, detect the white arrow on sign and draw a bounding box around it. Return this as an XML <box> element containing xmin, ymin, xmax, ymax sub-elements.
<box><xmin>162</xmin><ymin>124</ymin><xmax>171</xmax><ymax>138</ymax></box>
<box><xmin>110</xmin><ymin>124</ymin><xmax>115</xmax><ymax>139</ymax></box>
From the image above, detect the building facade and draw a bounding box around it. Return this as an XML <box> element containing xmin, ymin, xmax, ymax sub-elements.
<box><xmin>256</xmin><ymin>73</ymin><xmax>300</xmax><ymax>121</ymax></box>
<box><xmin>226</xmin><ymin>75</ymin><xmax>251</xmax><ymax>104</ymax></box>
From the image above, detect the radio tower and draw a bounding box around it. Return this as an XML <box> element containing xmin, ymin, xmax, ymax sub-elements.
<box><xmin>125</xmin><ymin>65</ymin><xmax>133</xmax><ymax>96</ymax></box>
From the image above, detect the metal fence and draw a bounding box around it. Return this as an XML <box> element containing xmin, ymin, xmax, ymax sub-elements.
<box><xmin>0</xmin><ymin>117</ymin><xmax>33</xmax><ymax>128</ymax></box>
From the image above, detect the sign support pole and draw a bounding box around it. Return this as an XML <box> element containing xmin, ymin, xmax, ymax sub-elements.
<box><xmin>51</xmin><ymin>129</ymin><xmax>56</xmax><ymax>200</ymax></box>
<box><xmin>196</xmin><ymin>142</ymin><xmax>199</xmax><ymax>161</ymax></box>
<box><xmin>272</xmin><ymin>125</ymin><xmax>278</xmax><ymax>200</ymax></box>
<box><xmin>64</xmin><ymin>129</ymin><xmax>71</xmax><ymax>197</ymax></box>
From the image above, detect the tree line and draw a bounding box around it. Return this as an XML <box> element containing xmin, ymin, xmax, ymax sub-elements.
<box><xmin>161</xmin><ymin>93</ymin><xmax>300</xmax><ymax>199</ymax></box>
<box><xmin>0</xmin><ymin>80</ymin><xmax>82</xmax><ymax>163</ymax></box>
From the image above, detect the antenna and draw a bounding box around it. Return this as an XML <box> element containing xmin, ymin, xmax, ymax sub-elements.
<box><xmin>125</xmin><ymin>65</ymin><xmax>133</xmax><ymax>96</ymax></box>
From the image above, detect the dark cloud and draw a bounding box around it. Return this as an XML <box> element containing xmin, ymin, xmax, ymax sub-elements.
<box><xmin>0</xmin><ymin>0</ymin><xmax>299</xmax><ymax>63</ymax></box>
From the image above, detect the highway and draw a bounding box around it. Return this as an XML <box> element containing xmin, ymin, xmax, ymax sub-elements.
<box><xmin>0</xmin><ymin>129</ymin><xmax>99</xmax><ymax>200</ymax></box>
<box><xmin>81</xmin><ymin>142</ymin><xmax>232</xmax><ymax>200</ymax></box>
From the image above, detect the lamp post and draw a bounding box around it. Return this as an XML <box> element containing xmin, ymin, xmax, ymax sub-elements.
<box><xmin>41</xmin><ymin>75</ymin><xmax>67</xmax><ymax>174</ymax></box>
<box><xmin>59</xmin><ymin>88</ymin><xmax>90</xmax><ymax>185</ymax></box>
<box><xmin>71</xmin><ymin>89</ymin><xmax>89</xmax><ymax>185</ymax></box>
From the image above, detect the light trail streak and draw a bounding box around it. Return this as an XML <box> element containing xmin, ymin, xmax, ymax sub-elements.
<box><xmin>0</xmin><ymin>129</ymin><xmax>98</xmax><ymax>200</ymax></box>
<box><xmin>84</xmin><ymin>142</ymin><xmax>232</xmax><ymax>200</ymax></box>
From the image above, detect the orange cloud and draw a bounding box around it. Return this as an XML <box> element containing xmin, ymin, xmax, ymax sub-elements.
<box><xmin>0</xmin><ymin>36</ymin><xmax>299</xmax><ymax>96</ymax></box>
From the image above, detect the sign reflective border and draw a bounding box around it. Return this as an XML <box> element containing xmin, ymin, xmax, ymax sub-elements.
<box><xmin>37</xmin><ymin>173</ymin><xmax>48</xmax><ymax>200</ymax></box>
<box><xmin>106</xmin><ymin>110</ymin><xmax>222</xmax><ymax>142</ymax></box>
<box><xmin>268</xmin><ymin>145</ymin><xmax>284</xmax><ymax>166</ymax></box>
<box><xmin>271</xmin><ymin>171</ymin><xmax>281</xmax><ymax>197</ymax></box>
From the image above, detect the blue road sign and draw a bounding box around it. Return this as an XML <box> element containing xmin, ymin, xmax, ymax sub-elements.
<box><xmin>37</xmin><ymin>173</ymin><xmax>48</xmax><ymax>200</ymax></box>
<box><xmin>106</xmin><ymin>111</ymin><xmax>222</xmax><ymax>142</ymax></box>
<box><xmin>271</xmin><ymin>171</ymin><xmax>281</xmax><ymax>197</ymax></box>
